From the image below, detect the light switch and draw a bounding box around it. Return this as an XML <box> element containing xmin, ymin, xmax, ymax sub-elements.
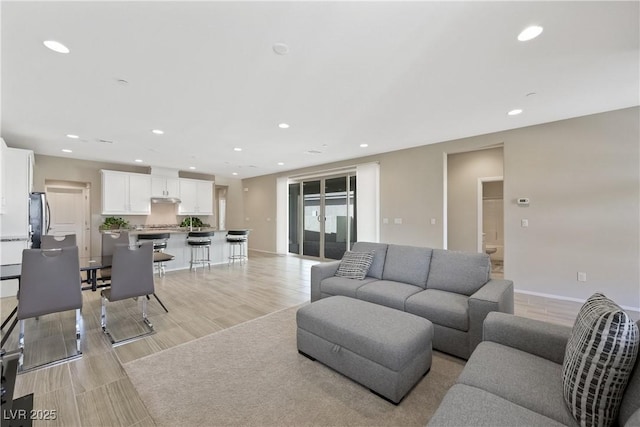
<box><xmin>577</xmin><ymin>272</ymin><xmax>587</xmax><ymax>282</ymax></box>
<box><xmin>394</xmin><ymin>218</ymin><xmax>403</xmax><ymax>224</ymax></box>
<box><xmin>521</xmin><ymin>219</ymin><xmax>529</xmax><ymax>227</ymax></box>
<box><xmin>383</xmin><ymin>218</ymin><xmax>389</xmax><ymax>224</ymax></box>
<box><xmin>430</xmin><ymin>218</ymin><xmax>436</xmax><ymax>225</ymax></box>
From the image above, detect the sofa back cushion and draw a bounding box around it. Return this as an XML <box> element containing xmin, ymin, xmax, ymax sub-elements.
<box><xmin>562</xmin><ymin>294</ymin><xmax>639</xmax><ymax>427</ymax></box>
<box><xmin>426</xmin><ymin>249</ymin><xmax>490</xmax><ymax>296</ymax></box>
<box><xmin>351</xmin><ymin>242</ymin><xmax>388</xmax><ymax>279</ymax></box>
<box><xmin>615</xmin><ymin>320</ymin><xmax>640</xmax><ymax>427</ymax></box>
<box><xmin>381</xmin><ymin>244</ymin><xmax>433</xmax><ymax>288</ymax></box>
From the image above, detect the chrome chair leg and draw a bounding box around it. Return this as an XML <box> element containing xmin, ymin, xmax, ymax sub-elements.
<box><xmin>75</xmin><ymin>309</ymin><xmax>82</xmax><ymax>354</ymax></box>
<box><xmin>18</xmin><ymin>319</ymin><xmax>25</xmax><ymax>371</ymax></box>
<box><xmin>101</xmin><ymin>294</ymin><xmax>107</xmax><ymax>332</ymax></box>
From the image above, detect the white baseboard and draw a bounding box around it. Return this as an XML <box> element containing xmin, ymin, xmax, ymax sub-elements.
<box><xmin>515</xmin><ymin>289</ymin><xmax>640</xmax><ymax>313</ymax></box>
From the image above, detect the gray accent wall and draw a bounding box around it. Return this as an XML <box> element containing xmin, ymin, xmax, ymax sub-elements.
<box><xmin>242</xmin><ymin>107</ymin><xmax>640</xmax><ymax>308</ymax></box>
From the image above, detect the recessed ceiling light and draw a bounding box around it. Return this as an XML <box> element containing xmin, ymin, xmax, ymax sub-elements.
<box><xmin>234</xmin><ymin>147</ymin><xmax>242</xmax><ymax>152</ymax></box>
<box><xmin>273</xmin><ymin>43</ymin><xmax>290</xmax><ymax>55</ymax></box>
<box><xmin>517</xmin><ymin>25</ymin><xmax>543</xmax><ymax>42</ymax></box>
<box><xmin>134</xmin><ymin>159</ymin><xmax>143</xmax><ymax>163</ymax></box>
<box><xmin>278</xmin><ymin>123</ymin><xmax>290</xmax><ymax>129</ymax></box>
<box><xmin>508</xmin><ymin>109</ymin><xmax>523</xmax><ymax>116</ymax></box>
<box><xmin>66</xmin><ymin>134</ymin><xmax>79</xmax><ymax>139</ymax></box>
<box><xmin>151</xmin><ymin>129</ymin><xmax>164</xmax><ymax>135</ymax></box>
<box><xmin>360</xmin><ymin>143</ymin><xmax>369</xmax><ymax>148</ymax></box>
<box><xmin>189</xmin><ymin>166</ymin><xmax>196</xmax><ymax>170</ymax></box>
<box><xmin>277</xmin><ymin>162</ymin><xmax>284</xmax><ymax>166</ymax></box>
<box><xmin>61</xmin><ymin>149</ymin><xmax>72</xmax><ymax>153</ymax></box>
<box><xmin>43</xmin><ymin>40</ymin><xmax>70</xmax><ymax>53</ymax></box>
<box><xmin>232</xmin><ymin>172</ymin><xmax>239</xmax><ymax>176</ymax></box>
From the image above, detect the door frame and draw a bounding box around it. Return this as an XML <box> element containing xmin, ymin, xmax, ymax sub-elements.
<box><xmin>45</xmin><ymin>181</ymin><xmax>91</xmax><ymax>258</ymax></box>
<box><xmin>477</xmin><ymin>176</ymin><xmax>503</xmax><ymax>253</ymax></box>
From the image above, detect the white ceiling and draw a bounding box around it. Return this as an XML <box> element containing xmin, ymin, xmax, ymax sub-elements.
<box><xmin>2</xmin><ymin>1</ymin><xmax>638</xmax><ymax>179</ymax></box>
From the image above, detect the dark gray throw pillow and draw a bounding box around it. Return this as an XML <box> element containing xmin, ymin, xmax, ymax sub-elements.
<box><xmin>562</xmin><ymin>293</ymin><xmax>639</xmax><ymax>427</ymax></box>
<box><xmin>334</xmin><ymin>251</ymin><xmax>374</xmax><ymax>280</ymax></box>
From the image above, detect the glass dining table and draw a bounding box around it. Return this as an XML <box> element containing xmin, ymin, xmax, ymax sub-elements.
<box><xmin>0</xmin><ymin>252</ymin><xmax>172</xmax><ymax>348</ymax></box>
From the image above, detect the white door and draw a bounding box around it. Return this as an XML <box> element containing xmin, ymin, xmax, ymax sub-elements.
<box><xmin>46</xmin><ymin>187</ymin><xmax>89</xmax><ymax>257</ymax></box>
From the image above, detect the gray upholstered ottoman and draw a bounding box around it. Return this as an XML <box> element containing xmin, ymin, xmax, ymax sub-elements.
<box><xmin>297</xmin><ymin>296</ymin><xmax>433</xmax><ymax>404</ymax></box>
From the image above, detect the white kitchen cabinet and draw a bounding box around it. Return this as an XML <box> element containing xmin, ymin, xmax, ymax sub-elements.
<box><xmin>178</xmin><ymin>178</ymin><xmax>213</xmax><ymax>215</ymax></box>
<box><xmin>101</xmin><ymin>170</ymin><xmax>151</xmax><ymax>215</ymax></box>
<box><xmin>1</xmin><ymin>147</ymin><xmax>33</xmax><ymax>234</ymax></box>
<box><xmin>151</xmin><ymin>176</ymin><xmax>180</xmax><ymax>198</ymax></box>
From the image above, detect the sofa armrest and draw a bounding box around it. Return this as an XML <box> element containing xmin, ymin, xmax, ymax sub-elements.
<box><xmin>310</xmin><ymin>261</ymin><xmax>341</xmax><ymax>302</ymax></box>
<box><xmin>483</xmin><ymin>311</ymin><xmax>572</xmax><ymax>364</ymax></box>
<box><xmin>467</xmin><ymin>279</ymin><xmax>514</xmax><ymax>356</ymax></box>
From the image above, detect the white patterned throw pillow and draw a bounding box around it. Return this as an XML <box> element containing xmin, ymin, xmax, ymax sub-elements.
<box><xmin>562</xmin><ymin>293</ymin><xmax>639</xmax><ymax>427</ymax></box>
<box><xmin>335</xmin><ymin>251</ymin><xmax>374</xmax><ymax>280</ymax></box>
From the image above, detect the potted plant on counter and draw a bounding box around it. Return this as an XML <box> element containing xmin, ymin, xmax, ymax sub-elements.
<box><xmin>100</xmin><ymin>216</ymin><xmax>130</xmax><ymax>230</ymax></box>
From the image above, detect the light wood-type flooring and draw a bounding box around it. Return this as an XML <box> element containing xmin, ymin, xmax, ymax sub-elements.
<box><xmin>0</xmin><ymin>251</ymin><xmax>636</xmax><ymax>426</ymax></box>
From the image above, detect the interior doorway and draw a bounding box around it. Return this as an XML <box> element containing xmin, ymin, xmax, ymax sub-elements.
<box><xmin>45</xmin><ymin>181</ymin><xmax>90</xmax><ymax>258</ymax></box>
<box><xmin>478</xmin><ymin>177</ymin><xmax>504</xmax><ymax>278</ymax></box>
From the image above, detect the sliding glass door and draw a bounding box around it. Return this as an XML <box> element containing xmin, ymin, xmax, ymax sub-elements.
<box><xmin>289</xmin><ymin>174</ymin><xmax>356</xmax><ymax>260</ymax></box>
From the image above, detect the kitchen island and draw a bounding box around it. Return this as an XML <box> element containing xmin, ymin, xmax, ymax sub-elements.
<box><xmin>101</xmin><ymin>228</ymin><xmax>248</xmax><ymax>271</ymax></box>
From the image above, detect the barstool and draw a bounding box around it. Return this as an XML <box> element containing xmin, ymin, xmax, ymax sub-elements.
<box><xmin>187</xmin><ymin>231</ymin><xmax>214</xmax><ymax>271</ymax></box>
<box><xmin>227</xmin><ymin>230</ymin><xmax>249</xmax><ymax>265</ymax></box>
<box><xmin>137</xmin><ymin>233</ymin><xmax>171</xmax><ymax>276</ymax></box>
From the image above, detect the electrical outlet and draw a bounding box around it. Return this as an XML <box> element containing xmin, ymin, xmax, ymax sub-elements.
<box><xmin>521</xmin><ymin>219</ymin><xmax>529</xmax><ymax>227</ymax></box>
<box><xmin>577</xmin><ymin>272</ymin><xmax>587</xmax><ymax>282</ymax></box>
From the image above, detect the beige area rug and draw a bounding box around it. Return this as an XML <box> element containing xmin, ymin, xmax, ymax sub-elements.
<box><xmin>124</xmin><ymin>306</ymin><xmax>465</xmax><ymax>426</ymax></box>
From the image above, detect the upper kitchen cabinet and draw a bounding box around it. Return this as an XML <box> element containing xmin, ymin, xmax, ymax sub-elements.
<box><xmin>151</xmin><ymin>176</ymin><xmax>180</xmax><ymax>198</ymax></box>
<box><xmin>101</xmin><ymin>170</ymin><xmax>151</xmax><ymax>215</ymax></box>
<box><xmin>179</xmin><ymin>178</ymin><xmax>213</xmax><ymax>215</ymax></box>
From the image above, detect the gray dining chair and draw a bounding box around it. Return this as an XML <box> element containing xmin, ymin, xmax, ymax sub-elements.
<box><xmin>101</xmin><ymin>241</ymin><xmax>156</xmax><ymax>345</ymax></box>
<box><xmin>17</xmin><ymin>246</ymin><xmax>83</xmax><ymax>372</ymax></box>
<box><xmin>41</xmin><ymin>234</ymin><xmax>77</xmax><ymax>249</ymax></box>
<box><xmin>99</xmin><ymin>231</ymin><xmax>130</xmax><ymax>283</ymax></box>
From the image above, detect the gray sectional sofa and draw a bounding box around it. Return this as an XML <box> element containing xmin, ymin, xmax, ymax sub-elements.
<box><xmin>310</xmin><ymin>242</ymin><xmax>514</xmax><ymax>359</ymax></box>
<box><xmin>428</xmin><ymin>312</ymin><xmax>640</xmax><ymax>427</ymax></box>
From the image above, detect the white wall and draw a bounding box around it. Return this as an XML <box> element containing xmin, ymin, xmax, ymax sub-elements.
<box><xmin>242</xmin><ymin>107</ymin><xmax>640</xmax><ymax>309</ymax></box>
<box><xmin>504</xmin><ymin>109</ymin><xmax>639</xmax><ymax>307</ymax></box>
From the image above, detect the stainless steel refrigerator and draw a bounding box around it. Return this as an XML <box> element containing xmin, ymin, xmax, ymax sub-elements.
<box><xmin>28</xmin><ymin>192</ymin><xmax>50</xmax><ymax>248</ymax></box>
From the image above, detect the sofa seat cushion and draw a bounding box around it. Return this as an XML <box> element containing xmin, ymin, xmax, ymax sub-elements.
<box><xmin>426</xmin><ymin>249</ymin><xmax>490</xmax><ymax>296</ymax></box>
<box><xmin>457</xmin><ymin>341</ymin><xmax>579</xmax><ymax>427</ymax></box>
<box><xmin>405</xmin><ymin>289</ymin><xmax>469</xmax><ymax>332</ymax></box>
<box><xmin>427</xmin><ymin>383</ymin><xmax>566</xmax><ymax>427</ymax></box>
<box><xmin>320</xmin><ymin>276</ymin><xmax>378</xmax><ymax>299</ymax></box>
<box><xmin>381</xmin><ymin>244</ymin><xmax>433</xmax><ymax>288</ymax></box>
<box><xmin>356</xmin><ymin>280</ymin><xmax>423</xmax><ymax>311</ymax></box>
